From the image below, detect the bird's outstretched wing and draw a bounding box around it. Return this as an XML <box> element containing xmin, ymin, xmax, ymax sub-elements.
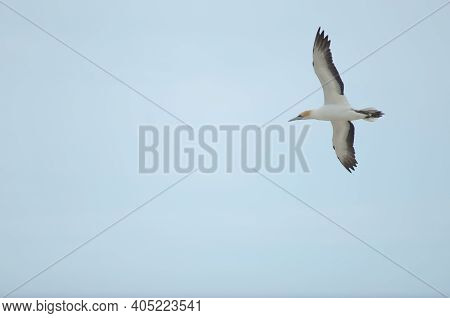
<box><xmin>331</xmin><ymin>121</ymin><xmax>357</xmax><ymax>172</ymax></box>
<box><xmin>313</xmin><ymin>27</ymin><xmax>345</xmax><ymax>104</ymax></box>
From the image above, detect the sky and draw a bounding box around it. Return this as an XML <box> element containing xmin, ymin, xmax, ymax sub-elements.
<box><xmin>0</xmin><ymin>0</ymin><xmax>449</xmax><ymax>297</ymax></box>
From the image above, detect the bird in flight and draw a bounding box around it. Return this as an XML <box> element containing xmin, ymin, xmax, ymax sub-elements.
<box><xmin>289</xmin><ymin>27</ymin><xmax>383</xmax><ymax>172</ymax></box>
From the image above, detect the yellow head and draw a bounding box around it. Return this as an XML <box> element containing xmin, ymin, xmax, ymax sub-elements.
<box><xmin>289</xmin><ymin>110</ymin><xmax>312</xmax><ymax>122</ymax></box>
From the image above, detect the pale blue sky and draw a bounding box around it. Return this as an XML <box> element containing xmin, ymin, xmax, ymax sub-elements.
<box><xmin>0</xmin><ymin>0</ymin><xmax>449</xmax><ymax>297</ymax></box>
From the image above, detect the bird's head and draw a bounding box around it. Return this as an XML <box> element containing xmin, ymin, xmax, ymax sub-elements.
<box><xmin>289</xmin><ymin>110</ymin><xmax>313</xmax><ymax>122</ymax></box>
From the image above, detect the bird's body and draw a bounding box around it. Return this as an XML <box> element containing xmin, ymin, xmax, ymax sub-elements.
<box><xmin>289</xmin><ymin>28</ymin><xmax>383</xmax><ymax>172</ymax></box>
<box><xmin>310</xmin><ymin>104</ymin><xmax>365</xmax><ymax>122</ymax></box>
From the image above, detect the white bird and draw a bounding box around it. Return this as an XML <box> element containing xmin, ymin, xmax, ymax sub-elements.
<box><xmin>289</xmin><ymin>27</ymin><xmax>384</xmax><ymax>172</ymax></box>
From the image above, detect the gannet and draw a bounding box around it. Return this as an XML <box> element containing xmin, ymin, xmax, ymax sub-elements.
<box><xmin>289</xmin><ymin>27</ymin><xmax>384</xmax><ymax>172</ymax></box>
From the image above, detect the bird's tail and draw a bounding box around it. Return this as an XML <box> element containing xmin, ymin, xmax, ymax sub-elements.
<box><xmin>355</xmin><ymin>107</ymin><xmax>384</xmax><ymax>122</ymax></box>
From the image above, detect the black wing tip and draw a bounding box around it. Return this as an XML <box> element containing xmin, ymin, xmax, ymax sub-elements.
<box><xmin>314</xmin><ymin>27</ymin><xmax>321</xmax><ymax>44</ymax></box>
<box><xmin>316</xmin><ymin>27</ymin><xmax>326</xmax><ymax>37</ymax></box>
<box><xmin>343</xmin><ymin>161</ymin><xmax>358</xmax><ymax>173</ymax></box>
<box><xmin>314</xmin><ymin>27</ymin><xmax>331</xmax><ymax>51</ymax></box>
<box><xmin>337</xmin><ymin>154</ymin><xmax>358</xmax><ymax>173</ymax></box>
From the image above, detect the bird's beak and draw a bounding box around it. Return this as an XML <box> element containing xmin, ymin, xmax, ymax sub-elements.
<box><xmin>288</xmin><ymin>116</ymin><xmax>303</xmax><ymax>122</ymax></box>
